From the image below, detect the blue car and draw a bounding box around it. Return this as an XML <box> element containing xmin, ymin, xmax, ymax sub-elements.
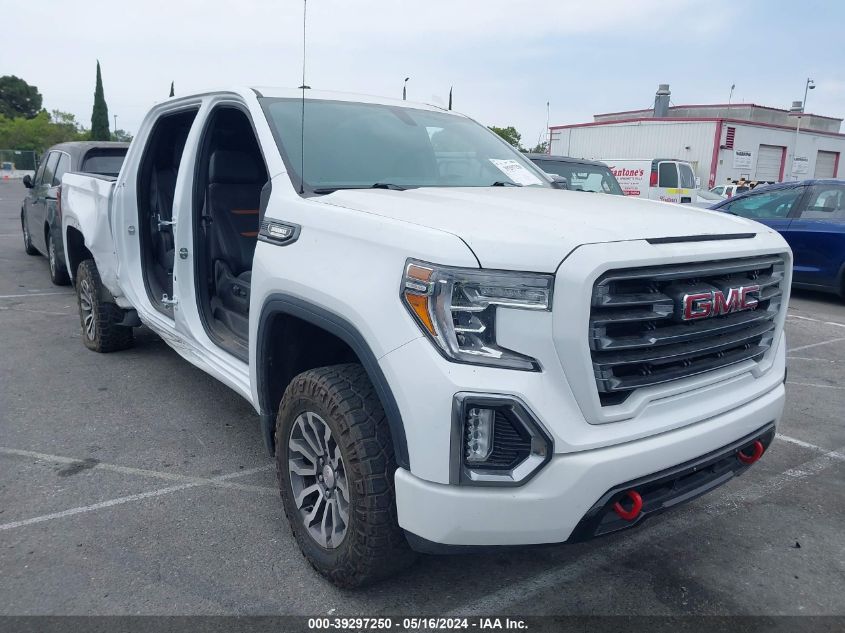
<box><xmin>710</xmin><ymin>179</ymin><xmax>845</xmax><ymax>298</ymax></box>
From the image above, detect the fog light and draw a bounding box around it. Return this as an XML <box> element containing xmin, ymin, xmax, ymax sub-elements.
<box><xmin>465</xmin><ymin>407</ymin><xmax>494</xmax><ymax>463</ymax></box>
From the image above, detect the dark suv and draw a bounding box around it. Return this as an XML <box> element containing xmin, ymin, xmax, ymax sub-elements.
<box><xmin>21</xmin><ymin>141</ymin><xmax>128</xmax><ymax>285</ymax></box>
<box><xmin>525</xmin><ymin>153</ymin><xmax>623</xmax><ymax>195</ymax></box>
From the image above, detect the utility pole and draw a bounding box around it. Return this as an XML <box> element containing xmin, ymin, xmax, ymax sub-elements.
<box><xmin>113</xmin><ymin>114</ymin><xmax>118</xmax><ymax>137</ymax></box>
<box><xmin>789</xmin><ymin>78</ymin><xmax>815</xmax><ymax>180</ymax></box>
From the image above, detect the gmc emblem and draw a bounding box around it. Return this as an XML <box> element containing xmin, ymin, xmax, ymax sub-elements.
<box><xmin>682</xmin><ymin>285</ymin><xmax>761</xmax><ymax>320</ymax></box>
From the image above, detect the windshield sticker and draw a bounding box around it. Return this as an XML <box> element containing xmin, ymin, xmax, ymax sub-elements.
<box><xmin>489</xmin><ymin>159</ymin><xmax>543</xmax><ymax>186</ymax></box>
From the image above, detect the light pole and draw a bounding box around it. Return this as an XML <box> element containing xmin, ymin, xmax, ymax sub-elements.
<box><xmin>789</xmin><ymin>78</ymin><xmax>815</xmax><ymax>180</ymax></box>
<box><xmin>113</xmin><ymin>114</ymin><xmax>118</xmax><ymax>138</ymax></box>
<box><xmin>403</xmin><ymin>77</ymin><xmax>409</xmax><ymax>101</ymax></box>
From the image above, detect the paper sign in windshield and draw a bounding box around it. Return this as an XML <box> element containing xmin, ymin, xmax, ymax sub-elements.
<box><xmin>489</xmin><ymin>159</ymin><xmax>543</xmax><ymax>186</ymax></box>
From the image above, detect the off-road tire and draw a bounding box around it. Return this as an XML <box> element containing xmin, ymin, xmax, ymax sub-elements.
<box><xmin>22</xmin><ymin>212</ymin><xmax>38</xmax><ymax>256</ymax></box>
<box><xmin>47</xmin><ymin>230</ymin><xmax>70</xmax><ymax>286</ymax></box>
<box><xmin>76</xmin><ymin>259</ymin><xmax>134</xmax><ymax>353</ymax></box>
<box><xmin>275</xmin><ymin>363</ymin><xmax>416</xmax><ymax>587</ymax></box>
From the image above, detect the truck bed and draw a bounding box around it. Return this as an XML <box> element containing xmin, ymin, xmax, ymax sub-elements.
<box><xmin>61</xmin><ymin>172</ymin><xmax>121</xmax><ymax>298</ymax></box>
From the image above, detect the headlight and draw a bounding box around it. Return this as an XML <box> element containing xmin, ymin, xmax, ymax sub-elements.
<box><xmin>401</xmin><ymin>259</ymin><xmax>553</xmax><ymax>370</ymax></box>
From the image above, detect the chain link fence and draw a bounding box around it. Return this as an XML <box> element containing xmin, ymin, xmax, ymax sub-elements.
<box><xmin>0</xmin><ymin>149</ymin><xmax>38</xmax><ymax>180</ymax></box>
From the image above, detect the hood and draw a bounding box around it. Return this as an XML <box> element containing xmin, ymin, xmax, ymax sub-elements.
<box><xmin>316</xmin><ymin>187</ymin><xmax>767</xmax><ymax>272</ymax></box>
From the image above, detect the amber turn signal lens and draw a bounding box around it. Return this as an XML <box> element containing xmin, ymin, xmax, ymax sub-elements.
<box><xmin>404</xmin><ymin>293</ymin><xmax>435</xmax><ymax>336</ymax></box>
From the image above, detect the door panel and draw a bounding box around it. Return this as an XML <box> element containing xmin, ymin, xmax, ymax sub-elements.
<box><xmin>787</xmin><ymin>184</ymin><xmax>845</xmax><ymax>290</ymax></box>
<box><xmin>33</xmin><ymin>152</ymin><xmax>60</xmax><ymax>252</ymax></box>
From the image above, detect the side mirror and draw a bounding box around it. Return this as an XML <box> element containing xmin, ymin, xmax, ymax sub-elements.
<box><xmin>550</xmin><ymin>175</ymin><xmax>568</xmax><ymax>190</ymax></box>
<box><xmin>22</xmin><ymin>174</ymin><xmax>33</xmax><ymax>188</ymax></box>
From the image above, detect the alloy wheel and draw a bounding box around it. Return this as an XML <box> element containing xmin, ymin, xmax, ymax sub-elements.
<box><xmin>287</xmin><ymin>411</ymin><xmax>350</xmax><ymax>549</ymax></box>
<box><xmin>79</xmin><ymin>279</ymin><xmax>96</xmax><ymax>341</ymax></box>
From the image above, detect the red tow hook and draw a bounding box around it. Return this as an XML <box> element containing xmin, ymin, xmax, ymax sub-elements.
<box><xmin>737</xmin><ymin>440</ymin><xmax>765</xmax><ymax>465</ymax></box>
<box><xmin>613</xmin><ymin>490</ymin><xmax>643</xmax><ymax>521</ymax></box>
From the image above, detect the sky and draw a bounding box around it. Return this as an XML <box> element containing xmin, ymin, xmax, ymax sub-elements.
<box><xmin>5</xmin><ymin>0</ymin><xmax>845</xmax><ymax>144</ymax></box>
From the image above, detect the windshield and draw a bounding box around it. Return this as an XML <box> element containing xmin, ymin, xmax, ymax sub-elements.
<box><xmin>531</xmin><ymin>159</ymin><xmax>623</xmax><ymax>195</ymax></box>
<box><xmin>260</xmin><ymin>98</ymin><xmax>549</xmax><ymax>193</ymax></box>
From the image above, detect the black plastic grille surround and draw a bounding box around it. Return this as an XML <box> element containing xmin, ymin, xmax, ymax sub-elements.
<box><xmin>589</xmin><ymin>255</ymin><xmax>786</xmax><ymax>406</ymax></box>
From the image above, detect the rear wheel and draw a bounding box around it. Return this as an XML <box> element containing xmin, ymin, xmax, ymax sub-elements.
<box><xmin>275</xmin><ymin>363</ymin><xmax>416</xmax><ymax>587</ymax></box>
<box><xmin>47</xmin><ymin>230</ymin><xmax>70</xmax><ymax>286</ymax></box>
<box><xmin>22</xmin><ymin>212</ymin><xmax>38</xmax><ymax>256</ymax></box>
<box><xmin>76</xmin><ymin>259</ymin><xmax>134</xmax><ymax>353</ymax></box>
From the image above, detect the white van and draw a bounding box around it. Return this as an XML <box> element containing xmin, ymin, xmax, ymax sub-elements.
<box><xmin>601</xmin><ymin>158</ymin><xmax>697</xmax><ymax>204</ymax></box>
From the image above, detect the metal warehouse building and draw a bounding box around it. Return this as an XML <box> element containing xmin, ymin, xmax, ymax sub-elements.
<box><xmin>549</xmin><ymin>85</ymin><xmax>844</xmax><ymax>189</ymax></box>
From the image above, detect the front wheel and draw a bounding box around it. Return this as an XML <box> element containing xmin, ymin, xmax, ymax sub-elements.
<box><xmin>76</xmin><ymin>259</ymin><xmax>134</xmax><ymax>353</ymax></box>
<box><xmin>47</xmin><ymin>230</ymin><xmax>70</xmax><ymax>286</ymax></box>
<box><xmin>275</xmin><ymin>363</ymin><xmax>416</xmax><ymax>587</ymax></box>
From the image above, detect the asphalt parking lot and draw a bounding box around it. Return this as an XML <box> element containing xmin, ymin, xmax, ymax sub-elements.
<box><xmin>1</xmin><ymin>178</ymin><xmax>843</xmax><ymax>616</ymax></box>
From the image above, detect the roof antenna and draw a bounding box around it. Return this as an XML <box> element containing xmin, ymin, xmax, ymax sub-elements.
<box><xmin>298</xmin><ymin>0</ymin><xmax>310</xmax><ymax>194</ymax></box>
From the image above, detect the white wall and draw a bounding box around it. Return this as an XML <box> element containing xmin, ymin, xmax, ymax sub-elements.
<box><xmin>714</xmin><ymin>123</ymin><xmax>845</xmax><ymax>184</ymax></box>
<box><xmin>550</xmin><ymin>120</ymin><xmax>716</xmax><ymax>188</ymax></box>
<box><xmin>550</xmin><ymin>119</ymin><xmax>845</xmax><ymax>189</ymax></box>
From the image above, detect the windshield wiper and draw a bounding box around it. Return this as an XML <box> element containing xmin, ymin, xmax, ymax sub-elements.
<box><xmin>312</xmin><ymin>183</ymin><xmax>407</xmax><ymax>195</ymax></box>
<box><xmin>491</xmin><ymin>181</ymin><xmax>522</xmax><ymax>187</ymax></box>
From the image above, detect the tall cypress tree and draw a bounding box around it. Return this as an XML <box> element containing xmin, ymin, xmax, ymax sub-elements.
<box><xmin>169</xmin><ymin>81</ymin><xmax>175</xmax><ymax>97</ymax></box>
<box><xmin>90</xmin><ymin>61</ymin><xmax>110</xmax><ymax>141</ymax></box>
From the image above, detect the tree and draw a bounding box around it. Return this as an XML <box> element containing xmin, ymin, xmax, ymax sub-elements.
<box><xmin>90</xmin><ymin>61</ymin><xmax>110</xmax><ymax>141</ymax></box>
<box><xmin>112</xmin><ymin>129</ymin><xmax>133</xmax><ymax>142</ymax></box>
<box><xmin>0</xmin><ymin>110</ymin><xmax>87</xmax><ymax>153</ymax></box>
<box><xmin>489</xmin><ymin>125</ymin><xmax>523</xmax><ymax>150</ymax></box>
<box><xmin>169</xmin><ymin>81</ymin><xmax>175</xmax><ymax>97</ymax></box>
<box><xmin>0</xmin><ymin>75</ymin><xmax>43</xmax><ymax>119</ymax></box>
<box><xmin>527</xmin><ymin>141</ymin><xmax>548</xmax><ymax>154</ymax></box>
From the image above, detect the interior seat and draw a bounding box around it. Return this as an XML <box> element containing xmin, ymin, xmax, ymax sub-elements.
<box><xmin>205</xmin><ymin>150</ymin><xmax>265</xmax><ymax>316</ymax></box>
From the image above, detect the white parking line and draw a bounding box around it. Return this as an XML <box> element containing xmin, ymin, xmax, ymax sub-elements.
<box><xmin>451</xmin><ymin>439</ymin><xmax>845</xmax><ymax>616</ymax></box>
<box><xmin>0</xmin><ymin>292</ymin><xmax>74</xmax><ymax>300</ymax></box>
<box><xmin>786</xmin><ymin>356</ymin><xmax>837</xmax><ymax>363</ymax></box>
<box><xmin>0</xmin><ymin>445</ymin><xmax>276</xmax><ymax>494</ymax></box>
<box><xmin>776</xmin><ymin>434</ymin><xmax>845</xmax><ymax>459</ymax></box>
<box><xmin>787</xmin><ymin>337</ymin><xmax>845</xmax><ymax>353</ymax></box>
<box><xmin>0</xmin><ymin>482</ymin><xmax>201</xmax><ymax>531</ymax></box>
<box><xmin>787</xmin><ymin>314</ymin><xmax>845</xmax><ymax>329</ymax></box>
<box><xmin>786</xmin><ymin>380</ymin><xmax>845</xmax><ymax>391</ymax></box>
<box><xmin>0</xmin><ymin>461</ymin><xmax>276</xmax><ymax>532</ymax></box>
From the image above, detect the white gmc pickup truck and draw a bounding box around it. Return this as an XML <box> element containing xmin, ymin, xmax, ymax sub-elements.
<box><xmin>61</xmin><ymin>87</ymin><xmax>791</xmax><ymax>587</ymax></box>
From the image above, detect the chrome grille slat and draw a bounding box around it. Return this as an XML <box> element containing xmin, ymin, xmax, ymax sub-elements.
<box><xmin>593</xmin><ymin>321</ymin><xmax>777</xmax><ymax>368</ymax></box>
<box><xmin>589</xmin><ymin>254</ymin><xmax>786</xmax><ymax>406</ymax></box>
<box><xmin>595</xmin><ymin>345</ymin><xmax>769</xmax><ymax>393</ymax></box>
<box><xmin>592</xmin><ymin>309</ymin><xmax>776</xmax><ymax>351</ymax></box>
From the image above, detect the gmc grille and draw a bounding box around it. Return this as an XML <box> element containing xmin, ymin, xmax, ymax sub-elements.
<box><xmin>589</xmin><ymin>255</ymin><xmax>786</xmax><ymax>406</ymax></box>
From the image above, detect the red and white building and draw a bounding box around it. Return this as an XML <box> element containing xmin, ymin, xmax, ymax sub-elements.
<box><xmin>549</xmin><ymin>86</ymin><xmax>844</xmax><ymax>188</ymax></box>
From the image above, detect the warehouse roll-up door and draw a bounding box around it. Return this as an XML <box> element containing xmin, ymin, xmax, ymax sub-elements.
<box><xmin>815</xmin><ymin>151</ymin><xmax>838</xmax><ymax>178</ymax></box>
<box><xmin>756</xmin><ymin>145</ymin><xmax>784</xmax><ymax>181</ymax></box>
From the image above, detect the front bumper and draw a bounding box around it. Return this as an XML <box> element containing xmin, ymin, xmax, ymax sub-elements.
<box><xmin>394</xmin><ymin>380</ymin><xmax>784</xmax><ymax>546</ymax></box>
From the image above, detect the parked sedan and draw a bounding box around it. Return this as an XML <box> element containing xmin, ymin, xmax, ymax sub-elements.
<box><xmin>21</xmin><ymin>141</ymin><xmax>128</xmax><ymax>284</ymax></box>
<box><xmin>710</xmin><ymin>179</ymin><xmax>845</xmax><ymax>298</ymax></box>
<box><xmin>525</xmin><ymin>154</ymin><xmax>623</xmax><ymax>195</ymax></box>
